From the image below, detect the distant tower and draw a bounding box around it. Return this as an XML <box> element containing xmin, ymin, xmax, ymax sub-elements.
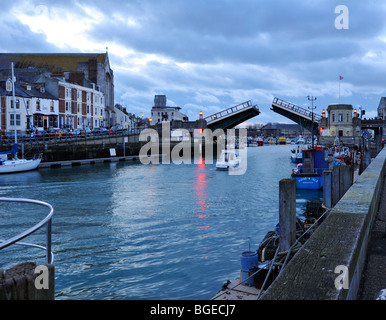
<box><xmin>154</xmin><ymin>95</ymin><xmax>167</xmax><ymax>107</ymax></box>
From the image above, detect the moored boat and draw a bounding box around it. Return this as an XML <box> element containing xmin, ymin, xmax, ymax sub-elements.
<box><xmin>0</xmin><ymin>63</ymin><xmax>42</xmax><ymax>174</ymax></box>
<box><xmin>267</xmin><ymin>137</ymin><xmax>276</xmax><ymax>145</ymax></box>
<box><xmin>291</xmin><ymin>146</ymin><xmax>329</xmax><ymax>189</ymax></box>
<box><xmin>216</xmin><ymin>149</ymin><xmax>239</xmax><ymax>170</ymax></box>
<box><xmin>290</xmin><ymin>145</ymin><xmax>303</xmax><ymax>163</ymax></box>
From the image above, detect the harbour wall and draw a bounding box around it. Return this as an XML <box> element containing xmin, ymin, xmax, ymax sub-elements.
<box><xmin>260</xmin><ymin>147</ymin><xmax>386</xmax><ymax>300</ymax></box>
<box><xmin>0</xmin><ymin>133</ymin><xmax>221</xmax><ymax>165</ymax></box>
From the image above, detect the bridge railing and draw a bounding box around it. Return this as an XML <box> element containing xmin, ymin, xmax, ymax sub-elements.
<box><xmin>273</xmin><ymin>97</ymin><xmax>321</xmax><ymax>122</ymax></box>
<box><xmin>204</xmin><ymin>100</ymin><xmax>257</xmax><ymax>123</ymax></box>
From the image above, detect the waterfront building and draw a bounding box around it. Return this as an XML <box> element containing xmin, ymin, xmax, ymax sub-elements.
<box><xmin>377</xmin><ymin>97</ymin><xmax>386</xmax><ymax>120</ymax></box>
<box><xmin>318</xmin><ymin>104</ymin><xmax>362</xmax><ymax>146</ymax></box>
<box><xmin>0</xmin><ymin>52</ymin><xmax>114</xmax><ymax>126</ymax></box>
<box><xmin>0</xmin><ymin>66</ymin><xmax>106</xmax><ymax>132</ymax></box>
<box><xmin>151</xmin><ymin>95</ymin><xmax>188</xmax><ymax>124</ymax></box>
<box><xmin>113</xmin><ymin>104</ymin><xmax>131</xmax><ymax>130</ymax></box>
<box><xmin>45</xmin><ymin>72</ymin><xmax>105</xmax><ymax>129</ymax></box>
<box><xmin>0</xmin><ymin>78</ymin><xmax>58</xmax><ymax>133</ymax></box>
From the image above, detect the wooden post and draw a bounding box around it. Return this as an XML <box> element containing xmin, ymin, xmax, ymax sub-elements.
<box><xmin>340</xmin><ymin>165</ymin><xmax>353</xmax><ymax>198</ymax></box>
<box><xmin>332</xmin><ymin>166</ymin><xmax>340</xmax><ymax>207</ymax></box>
<box><xmin>279</xmin><ymin>179</ymin><xmax>296</xmax><ymax>252</ymax></box>
<box><xmin>0</xmin><ymin>262</ymin><xmax>55</xmax><ymax>300</ymax></box>
<box><xmin>323</xmin><ymin>170</ymin><xmax>332</xmax><ymax>209</ymax></box>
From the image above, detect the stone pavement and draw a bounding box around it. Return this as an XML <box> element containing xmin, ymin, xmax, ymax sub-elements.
<box><xmin>357</xmin><ymin>174</ymin><xmax>386</xmax><ymax>300</ymax></box>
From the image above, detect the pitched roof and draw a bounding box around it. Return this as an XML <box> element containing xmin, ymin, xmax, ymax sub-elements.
<box><xmin>0</xmin><ymin>80</ymin><xmax>57</xmax><ymax>100</ymax></box>
<box><xmin>0</xmin><ymin>53</ymin><xmax>107</xmax><ymax>72</ymax></box>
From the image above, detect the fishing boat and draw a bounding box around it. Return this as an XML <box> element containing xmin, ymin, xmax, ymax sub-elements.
<box><xmin>291</xmin><ymin>146</ymin><xmax>329</xmax><ymax>189</ymax></box>
<box><xmin>267</xmin><ymin>137</ymin><xmax>276</xmax><ymax>145</ymax></box>
<box><xmin>256</xmin><ymin>137</ymin><xmax>263</xmax><ymax>146</ymax></box>
<box><xmin>0</xmin><ymin>63</ymin><xmax>41</xmax><ymax>174</ymax></box>
<box><xmin>278</xmin><ymin>137</ymin><xmax>287</xmax><ymax>145</ymax></box>
<box><xmin>295</xmin><ymin>136</ymin><xmax>305</xmax><ymax>144</ymax></box>
<box><xmin>331</xmin><ymin>146</ymin><xmax>351</xmax><ymax>165</ymax></box>
<box><xmin>290</xmin><ymin>145</ymin><xmax>303</xmax><ymax>163</ymax></box>
<box><xmin>216</xmin><ymin>149</ymin><xmax>239</xmax><ymax>170</ymax></box>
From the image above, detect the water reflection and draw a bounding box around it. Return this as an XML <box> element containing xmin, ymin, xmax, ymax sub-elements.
<box><xmin>194</xmin><ymin>158</ymin><xmax>210</xmax><ymax>259</ymax></box>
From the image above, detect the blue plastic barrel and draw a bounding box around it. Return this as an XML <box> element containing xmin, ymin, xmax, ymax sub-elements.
<box><xmin>240</xmin><ymin>251</ymin><xmax>259</xmax><ymax>286</ymax></box>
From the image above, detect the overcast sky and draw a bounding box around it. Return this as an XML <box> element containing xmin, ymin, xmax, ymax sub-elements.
<box><xmin>2</xmin><ymin>0</ymin><xmax>386</xmax><ymax>125</ymax></box>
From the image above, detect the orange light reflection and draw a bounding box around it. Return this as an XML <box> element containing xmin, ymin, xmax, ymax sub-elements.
<box><xmin>195</xmin><ymin>158</ymin><xmax>210</xmax><ymax>259</ymax></box>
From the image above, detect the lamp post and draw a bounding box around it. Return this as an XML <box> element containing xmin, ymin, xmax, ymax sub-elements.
<box><xmin>307</xmin><ymin>96</ymin><xmax>317</xmax><ymax>149</ymax></box>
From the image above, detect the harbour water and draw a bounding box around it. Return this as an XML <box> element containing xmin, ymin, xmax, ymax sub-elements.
<box><xmin>0</xmin><ymin>144</ymin><xmax>322</xmax><ymax>300</ymax></box>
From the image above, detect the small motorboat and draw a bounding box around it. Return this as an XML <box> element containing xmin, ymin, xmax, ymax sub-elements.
<box><xmin>216</xmin><ymin>149</ymin><xmax>239</xmax><ymax>170</ymax></box>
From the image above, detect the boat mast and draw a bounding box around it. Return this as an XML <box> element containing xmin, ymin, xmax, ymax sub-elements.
<box><xmin>11</xmin><ymin>62</ymin><xmax>17</xmax><ymax>147</ymax></box>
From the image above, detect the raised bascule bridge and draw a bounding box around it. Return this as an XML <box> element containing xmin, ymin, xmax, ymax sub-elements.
<box><xmin>204</xmin><ymin>100</ymin><xmax>260</xmax><ymax>131</ymax></box>
<box><xmin>271</xmin><ymin>97</ymin><xmax>321</xmax><ymax>136</ymax></box>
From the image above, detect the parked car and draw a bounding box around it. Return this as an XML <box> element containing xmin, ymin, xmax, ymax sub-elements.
<box><xmin>48</xmin><ymin>128</ymin><xmax>73</xmax><ymax>138</ymax></box>
<box><xmin>4</xmin><ymin>131</ymin><xmax>25</xmax><ymax>140</ymax></box>
<box><xmin>93</xmin><ymin>127</ymin><xmax>109</xmax><ymax>136</ymax></box>
<box><xmin>110</xmin><ymin>125</ymin><xmax>125</xmax><ymax>134</ymax></box>
<box><xmin>28</xmin><ymin>130</ymin><xmax>45</xmax><ymax>138</ymax></box>
<box><xmin>61</xmin><ymin>128</ymin><xmax>73</xmax><ymax>137</ymax></box>
<box><xmin>74</xmin><ymin>128</ymin><xmax>92</xmax><ymax>137</ymax></box>
<box><xmin>46</xmin><ymin>128</ymin><xmax>59</xmax><ymax>139</ymax></box>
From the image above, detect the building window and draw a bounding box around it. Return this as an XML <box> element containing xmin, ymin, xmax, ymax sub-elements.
<box><xmin>66</xmin><ymin>102</ymin><xmax>69</xmax><ymax>111</ymax></box>
<box><xmin>332</xmin><ymin>114</ymin><xmax>335</xmax><ymax>122</ymax></box>
<box><xmin>50</xmin><ymin>101</ymin><xmax>54</xmax><ymax>112</ymax></box>
<box><xmin>16</xmin><ymin>99</ymin><xmax>20</xmax><ymax>109</ymax></box>
<box><xmin>26</xmin><ymin>100</ymin><xmax>30</xmax><ymax>109</ymax></box>
<box><xmin>338</xmin><ymin>113</ymin><xmax>343</xmax><ymax>122</ymax></box>
<box><xmin>36</xmin><ymin>100</ymin><xmax>41</xmax><ymax>111</ymax></box>
<box><xmin>33</xmin><ymin>115</ymin><xmax>44</xmax><ymax>127</ymax></box>
<box><xmin>10</xmin><ymin>114</ymin><xmax>14</xmax><ymax>126</ymax></box>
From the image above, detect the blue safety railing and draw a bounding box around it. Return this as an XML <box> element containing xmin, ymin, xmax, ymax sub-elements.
<box><xmin>0</xmin><ymin>198</ymin><xmax>54</xmax><ymax>265</ymax></box>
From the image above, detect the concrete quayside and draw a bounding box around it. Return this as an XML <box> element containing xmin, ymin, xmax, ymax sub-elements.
<box><xmin>214</xmin><ymin>147</ymin><xmax>386</xmax><ymax>300</ymax></box>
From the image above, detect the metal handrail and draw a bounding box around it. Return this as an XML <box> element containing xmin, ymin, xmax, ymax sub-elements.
<box><xmin>273</xmin><ymin>97</ymin><xmax>321</xmax><ymax>121</ymax></box>
<box><xmin>0</xmin><ymin>198</ymin><xmax>54</xmax><ymax>264</ymax></box>
<box><xmin>204</xmin><ymin>100</ymin><xmax>257</xmax><ymax>123</ymax></box>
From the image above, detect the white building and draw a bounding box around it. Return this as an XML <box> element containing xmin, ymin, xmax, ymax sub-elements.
<box><xmin>150</xmin><ymin>95</ymin><xmax>188</xmax><ymax>124</ymax></box>
<box><xmin>42</xmin><ymin>71</ymin><xmax>106</xmax><ymax>129</ymax></box>
<box><xmin>0</xmin><ymin>81</ymin><xmax>59</xmax><ymax>133</ymax></box>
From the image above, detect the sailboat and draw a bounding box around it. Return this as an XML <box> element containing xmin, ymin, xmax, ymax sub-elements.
<box><xmin>0</xmin><ymin>63</ymin><xmax>41</xmax><ymax>174</ymax></box>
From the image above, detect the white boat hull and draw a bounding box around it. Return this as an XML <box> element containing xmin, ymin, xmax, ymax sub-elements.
<box><xmin>216</xmin><ymin>160</ymin><xmax>239</xmax><ymax>170</ymax></box>
<box><xmin>0</xmin><ymin>158</ymin><xmax>41</xmax><ymax>174</ymax></box>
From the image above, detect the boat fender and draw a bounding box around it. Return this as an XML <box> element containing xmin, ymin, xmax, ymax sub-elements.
<box><xmin>261</xmin><ymin>248</ymin><xmax>266</xmax><ymax>262</ymax></box>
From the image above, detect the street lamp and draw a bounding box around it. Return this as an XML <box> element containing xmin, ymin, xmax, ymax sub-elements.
<box><xmin>307</xmin><ymin>96</ymin><xmax>317</xmax><ymax>149</ymax></box>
